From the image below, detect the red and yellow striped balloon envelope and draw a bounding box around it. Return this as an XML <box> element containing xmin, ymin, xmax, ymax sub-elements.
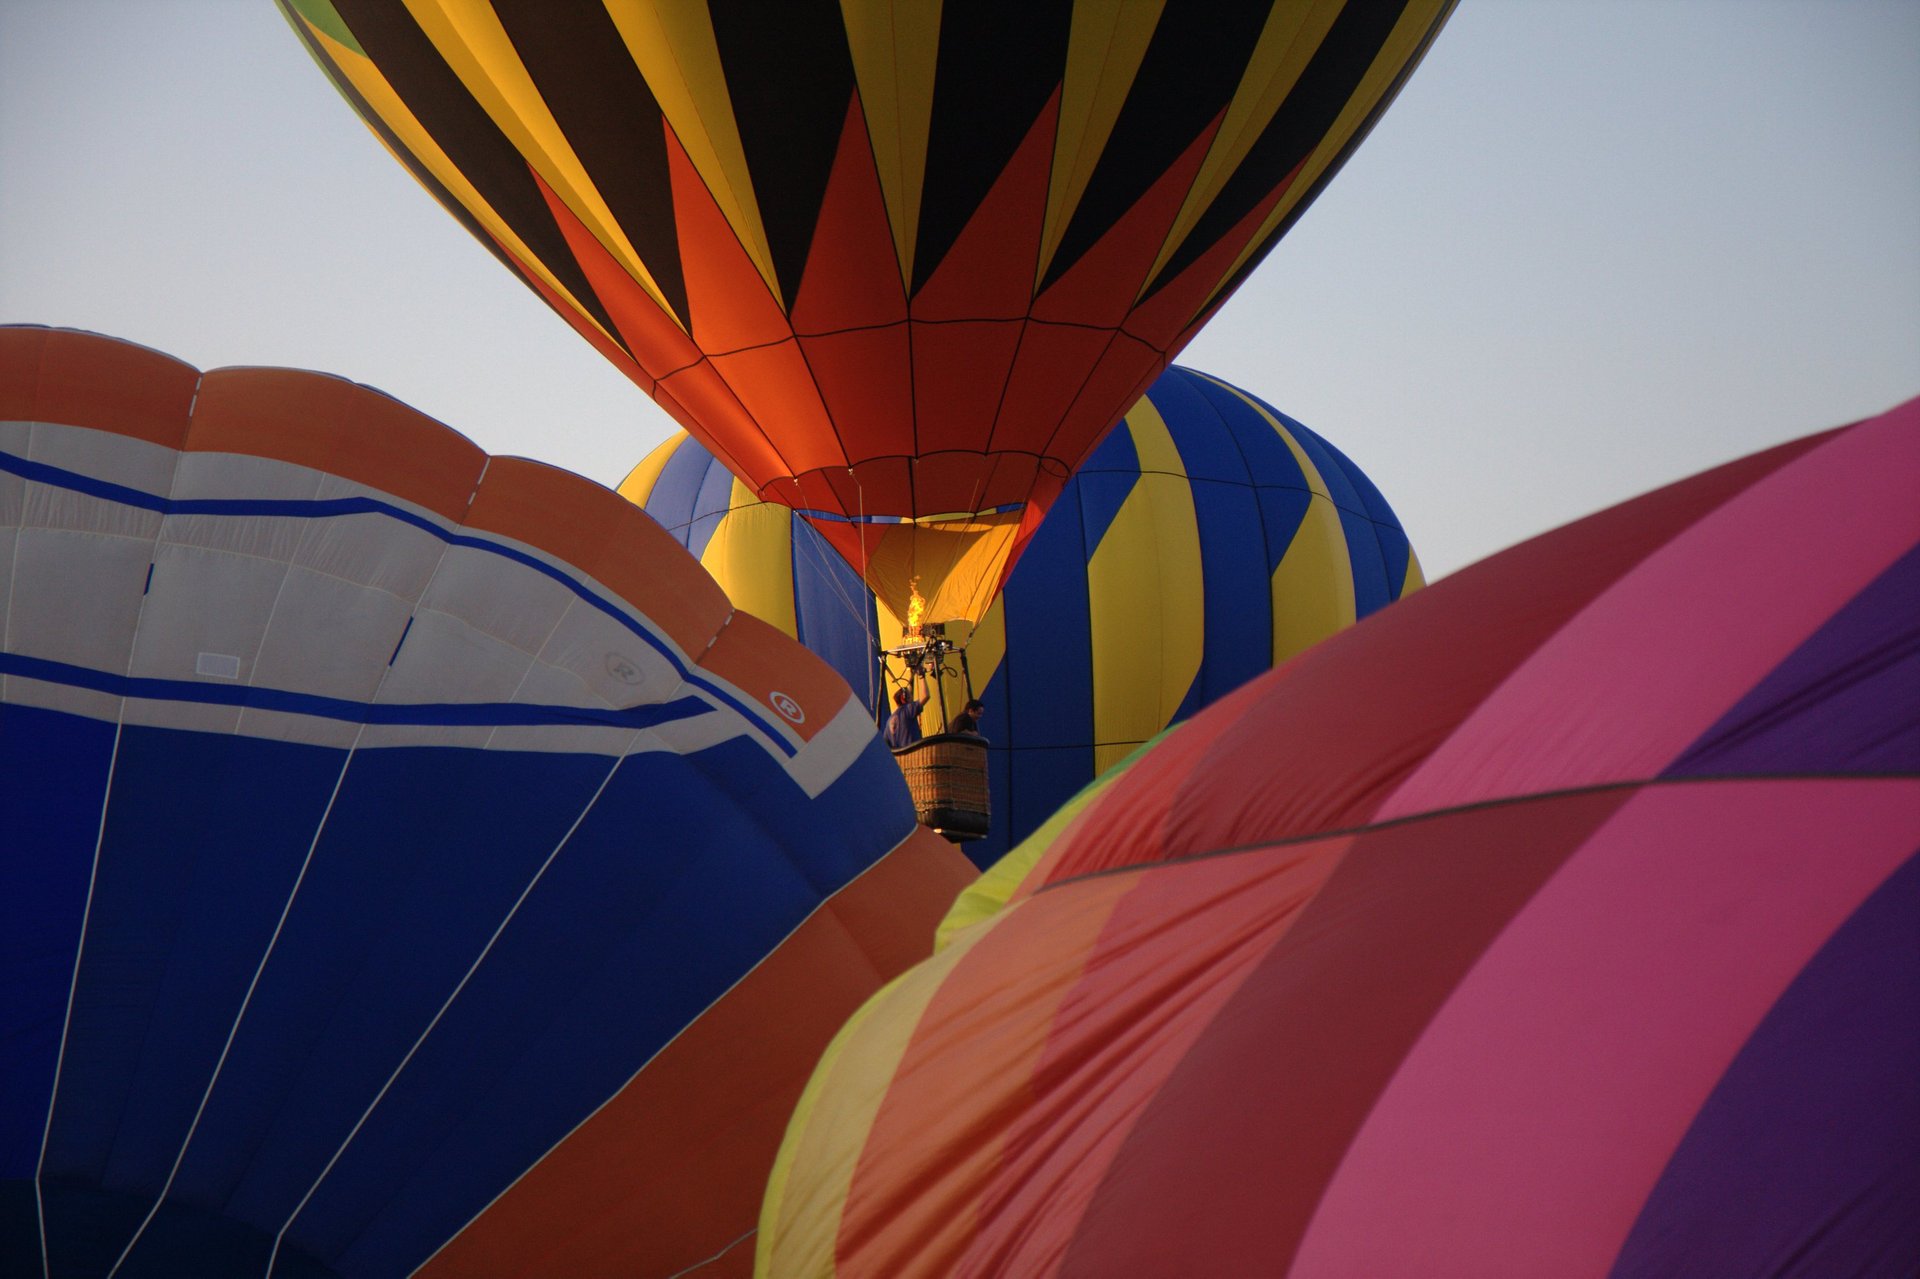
<box><xmin>279</xmin><ymin>0</ymin><xmax>1455</xmax><ymax>625</ymax></box>
<box><xmin>760</xmin><ymin>396</ymin><xmax>1920</xmax><ymax>1277</ymax></box>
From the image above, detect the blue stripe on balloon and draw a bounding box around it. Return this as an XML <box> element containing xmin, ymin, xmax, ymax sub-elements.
<box><xmin>0</xmin><ymin>448</ymin><xmax>796</xmax><ymax>756</ymax></box>
<box><xmin>790</xmin><ymin>512</ymin><xmax>881</xmax><ymax>710</ymax></box>
<box><xmin>684</xmin><ymin>454</ymin><xmax>737</xmax><ymax>563</ymax></box>
<box><xmin>644</xmin><ymin>435</ymin><xmax>718</xmax><ymax>546</ymax></box>
<box><xmin>1073</xmin><ymin>417</ymin><xmax>1142</xmax><ymax>551</ymax></box>
<box><xmin>0</xmin><ymin>652</ymin><xmax>714</xmax><ymax>735</ymax></box>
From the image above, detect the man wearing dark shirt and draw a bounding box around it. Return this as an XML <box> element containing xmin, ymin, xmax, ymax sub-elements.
<box><xmin>951</xmin><ymin>698</ymin><xmax>986</xmax><ymax>736</ymax></box>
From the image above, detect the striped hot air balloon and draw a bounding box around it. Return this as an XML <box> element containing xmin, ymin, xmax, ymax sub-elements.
<box><xmin>760</xmin><ymin>395</ymin><xmax>1920</xmax><ymax>1278</ymax></box>
<box><xmin>0</xmin><ymin>327</ymin><xmax>973</xmax><ymax>1279</ymax></box>
<box><xmin>280</xmin><ymin>0</ymin><xmax>1455</xmax><ymax>625</ymax></box>
<box><xmin>621</xmin><ymin>365</ymin><xmax>1422</xmax><ymax>864</ymax></box>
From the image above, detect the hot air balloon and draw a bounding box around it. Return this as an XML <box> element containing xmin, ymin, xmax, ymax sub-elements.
<box><xmin>622</xmin><ymin>364</ymin><xmax>1422</xmax><ymax>863</ymax></box>
<box><xmin>760</xmin><ymin>396</ymin><xmax>1920</xmax><ymax>1277</ymax></box>
<box><xmin>0</xmin><ymin>327</ymin><xmax>974</xmax><ymax>1279</ymax></box>
<box><xmin>279</xmin><ymin>0</ymin><xmax>1455</xmax><ymax>625</ymax></box>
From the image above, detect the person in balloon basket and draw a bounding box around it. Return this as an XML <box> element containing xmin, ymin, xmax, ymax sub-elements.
<box><xmin>885</xmin><ymin>673</ymin><xmax>929</xmax><ymax>750</ymax></box>
<box><xmin>950</xmin><ymin>699</ymin><xmax>986</xmax><ymax>738</ymax></box>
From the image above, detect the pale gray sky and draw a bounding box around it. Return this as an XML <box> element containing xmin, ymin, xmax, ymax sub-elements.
<box><xmin>3</xmin><ymin>0</ymin><xmax>1915</xmax><ymax>578</ymax></box>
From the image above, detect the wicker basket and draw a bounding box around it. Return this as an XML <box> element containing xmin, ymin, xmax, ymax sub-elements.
<box><xmin>893</xmin><ymin>733</ymin><xmax>991</xmax><ymax>840</ymax></box>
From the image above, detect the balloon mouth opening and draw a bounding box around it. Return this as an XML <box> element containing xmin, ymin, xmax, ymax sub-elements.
<box><xmin>793</xmin><ymin>502</ymin><xmax>1025</xmax><ymax>527</ymax></box>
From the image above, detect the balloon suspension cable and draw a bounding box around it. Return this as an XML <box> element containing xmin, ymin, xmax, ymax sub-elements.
<box><xmin>852</xmin><ymin>464</ymin><xmax>881</xmax><ymax>725</ymax></box>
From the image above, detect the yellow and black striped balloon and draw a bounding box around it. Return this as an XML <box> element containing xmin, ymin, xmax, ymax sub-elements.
<box><xmin>284</xmin><ymin>0</ymin><xmax>1453</xmax><ymax>624</ymax></box>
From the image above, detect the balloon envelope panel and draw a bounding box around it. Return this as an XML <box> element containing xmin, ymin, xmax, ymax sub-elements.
<box><xmin>621</xmin><ymin>365</ymin><xmax>1421</xmax><ymax>867</ymax></box>
<box><xmin>758</xmin><ymin>398</ymin><xmax>1920</xmax><ymax>1277</ymax></box>
<box><xmin>0</xmin><ymin>327</ymin><xmax>974</xmax><ymax>1279</ymax></box>
<box><xmin>281</xmin><ymin>0</ymin><xmax>1455</xmax><ymax>621</ymax></box>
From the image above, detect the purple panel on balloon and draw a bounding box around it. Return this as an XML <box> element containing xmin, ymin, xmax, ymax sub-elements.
<box><xmin>1666</xmin><ymin>546</ymin><xmax>1920</xmax><ymax>777</ymax></box>
<box><xmin>1609</xmin><ymin>848</ymin><xmax>1920</xmax><ymax>1278</ymax></box>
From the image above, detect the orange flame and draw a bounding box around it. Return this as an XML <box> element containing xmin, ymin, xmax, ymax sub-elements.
<box><xmin>905</xmin><ymin>577</ymin><xmax>925</xmax><ymax>636</ymax></box>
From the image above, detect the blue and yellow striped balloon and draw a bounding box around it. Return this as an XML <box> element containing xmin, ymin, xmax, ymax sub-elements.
<box><xmin>621</xmin><ymin>366</ymin><xmax>1422</xmax><ymax>865</ymax></box>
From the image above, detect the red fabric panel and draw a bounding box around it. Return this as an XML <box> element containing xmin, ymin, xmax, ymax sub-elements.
<box><xmin>531</xmin><ymin>166</ymin><xmax>702</xmax><ymax>385</ymax></box>
<box><xmin>909</xmin><ymin>92</ymin><xmax>1057</xmax><ymax>323</ymax></box>
<box><xmin>0</xmin><ymin>326</ymin><xmax>197</xmax><ymax>449</ymax></box>
<box><xmin>1030</xmin><ymin>112</ymin><xmax>1222</xmax><ymax>328</ymax></box>
<box><xmin>838</xmin><ymin>868</ymin><xmax>1140</xmax><ymax>1274</ymax></box>
<box><xmin>791</xmin><ymin>96</ymin><xmax>910</xmax><ymax>334</ymax></box>
<box><xmin>911</xmin><ymin>446</ymin><xmax>1025</xmax><ymax>515</ymax></box>
<box><xmin>908</xmin><ymin>320</ymin><xmax>1024</xmax><ymax>469</ymax></box>
<box><xmin>423</xmin><ymin>827</ymin><xmax>972</xmax><ymax>1279</ymax></box>
<box><xmin>1039</xmin><ymin>338</ymin><xmax>1163</xmax><ymax>471</ymax></box>
<box><xmin>1120</xmin><ymin>157</ymin><xmax>1302</xmax><ymax>356</ymax></box>
<box><xmin>1031</xmin><ymin>430</ymin><xmax>1835</xmax><ymax>883</ymax></box>
<box><xmin>986</xmin><ymin>324</ymin><xmax>1120</xmax><ymax>462</ymax></box>
<box><xmin>656</xmin><ymin>359</ymin><xmax>796</xmax><ymax>492</ymax></box>
<box><xmin>709</xmin><ymin>340</ymin><xmax>844</xmax><ymax>476</ymax></box>
<box><xmin>668</xmin><ymin>124</ymin><xmax>792</xmax><ymax>352</ymax></box>
<box><xmin>1013</xmin><ymin>676</ymin><xmax>1270</xmax><ymax>904</ymax></box>
<box><xmin>950</xmin><ymin>836</ymin><xmax>1351</xmax><ymax>1277</ymax></box>
<box><xmin>794</xmin><ymin>326</ymin><xmax>914</xmax><ymax>469</ymax></box>
<box><xmin>1055</xmin><ymin>789</ymin><xmax>1633</xmax><ymax>1278</ymax></box>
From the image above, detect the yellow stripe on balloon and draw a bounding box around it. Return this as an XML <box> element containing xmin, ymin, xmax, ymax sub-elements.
<box><xmin>1205</xmin><ymin>0</ymin><xmax>1455</xmax><ymax>309</ymax></box>
<box><xmin>1087</xmin><ymin>402</ymin><xmax>1203</xmax><ymax>775</ymax></box>
<box><xmin>702</xmin><ymin>480</ymin><xmax>799</xmax><ymax>639</ymax></box>
<box><xmin>603</xmin><ymin>0</ymin><xmax>785</xmax><ymax>307</ymax></box>
<box><xmin>1270</xmin><ymin>492</ymin><xmax>1355</xmax><ymax>663</ymax></box>
<box><xmin>1194</xmin><ymin>373</ymin><xmax>1356</xmax><ymax>663</ymax></box>
<box><xmin>1147</xmin><ymin>0</ymin><xmax>1340</xmax><ymax>288</ymax></box>
<box><xmin>399</xmin><ymin>0</ymin><xmax>684</xmax><ymax>328</ymax></box>
<box><xmin>758</xmin><ymin>918</ymin><xmax>994</xmax><ymax>1278</ymax></box>
<box><xmin>1034</xmin><ymin>0</ymin><xmax>1166</xmax><ymax>287</ymax></box>
<box><xmin>300</xmin><ymin>22</ymin><xmax>632</xmax><ymax>358</ymax></box>
<box><xmin>1402</xmin><ymin>546</ymin><xmax>1428</xmax><ymax>595</ymax></box>
<box><xmin>615</xmin><ymin>435</ymin><xmax>681</xmax><ymax>507</ymax></box>
<box><xmin>841</xmin><ymin>0</ymin><xmax>943</xmax><ymax>293</ymax></box>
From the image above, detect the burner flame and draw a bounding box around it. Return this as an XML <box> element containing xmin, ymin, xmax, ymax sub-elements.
<box><xmin>905</xmin><ymin>577</ymin><xmax>925</xmax><ymax>635</ymax></box>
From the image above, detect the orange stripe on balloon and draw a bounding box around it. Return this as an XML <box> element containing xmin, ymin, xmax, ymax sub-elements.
<box><xmin>836</xmin><ymin>867</ymin><xmax>1140</xmax><ymax>1275</ymax></box>
<box><xmin>667</xmin><ymin>122</ymin><xmax>793</xmax><ymax>353</ymax></box>
<box><xmin>421</xmin><ymin>825</ymin><xmax>973</xmax><ymax>1279</ymax></box>
<box><xmin>529</xmin><ymin>168</ymin><xmax>700</xmax><ymax>380</ymax></box>
<box><xmin>0</xmin><ymin>326</ymin><xmax>197</xmax><ymax>451</ymax></box>
<box><xmin>185</xmin><ymin>367</ymin><xmax>486</xmax><ymax>523</ymax></box>
<box><xmin>697</xmin><ymin>607</ymin><xmax>856</xmax><ymax>745</ymax></box>
<box><xmin>791</xmin><ymin>95</ymin><xmax>911</xmax><ymax>335</ymax></box>
<box><xmin>708</xmin><ymin>340</ymin><xmax>845</xmax><ymax>477</ymax></box>
<box><xmin>462</xmin><ymin>456</ymin><xmax>732</xmax><ymax>658</ymax></box>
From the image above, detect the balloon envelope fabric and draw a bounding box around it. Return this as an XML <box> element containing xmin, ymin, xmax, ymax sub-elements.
<box><xmin>620</xmin><ymin>365</ymin><xmax>1423</xmax><ymax>867</ymax></box>
<box><xmin>759</xmin><ymin>397</ymin><xmax>1920</xmax><ymax>1278</ymax></box>
<box><xmin>0</xmin><ymin>327</ymin><xmax>974</xmax><ymax>1279</ymax></box>
<box><xmin>280</xmin><ymin>0</ymin><xmax>1455</xmax><ymax>624</ymax></box>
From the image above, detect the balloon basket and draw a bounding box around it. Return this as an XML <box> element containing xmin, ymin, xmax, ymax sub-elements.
<box><xmin>893</xmin><ymin>733</ymin><xmax>991</xmax><ymax>843</ymax></box>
